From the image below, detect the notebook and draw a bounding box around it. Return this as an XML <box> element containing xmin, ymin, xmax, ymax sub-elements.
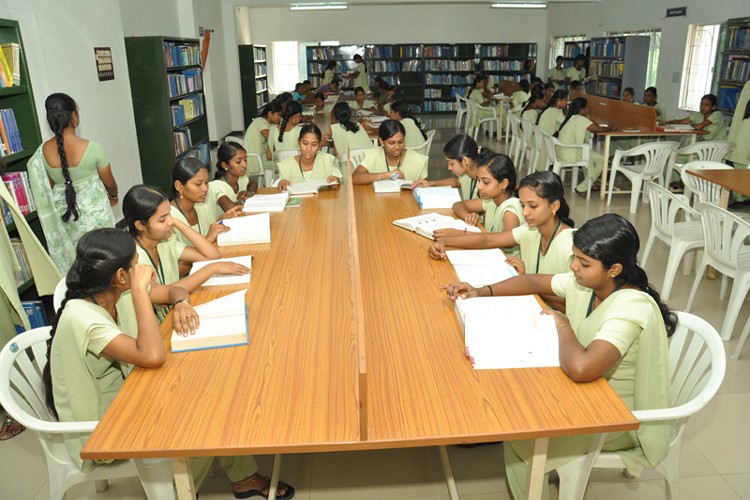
<box><xmin>392</xmin><ymin>213</ymin><xmax>481</xmax><ymax>240</ymax></box>
<box><xmin>413</xmin><ymin>186</ymin><xmax>462</xmax><ymax>209</ymax></box>
<box><xmin>243</xmin><ymin>193</ymin><xmax>289</xmax><ymax>213</ymax></box>
<box><xmin>171</xmin><ymin>290</ymin><xmax>249</xmax><ymax>352</ymax></box>
<box><xmin>189</xmin><ymin>255</ymin><xmax>253</xmax><ymax>286</ymax></box>
<box><xmin>373</xmin><ymin>179</ymin><xmax>413</xmax><ymax>193</ymax></box>
<box><xmin>287</xmin><ymin>179</ymin><xmax>339</xmax><ymax>196</ymax></box>
<box><xmin>216</xmin><ymin>212</ymin><xmax>270</xmax><ymax>246</ymax></box>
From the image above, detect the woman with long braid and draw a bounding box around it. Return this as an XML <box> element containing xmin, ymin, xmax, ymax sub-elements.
<box><xmin>27</xmin><ymin>93</ymin><xmax>119</xmax><ymax>274</ymax></box>
<box><xmin>266</xmin><ymin>100</ymin><xmax>303</xmax><ymax>160</ymax></box>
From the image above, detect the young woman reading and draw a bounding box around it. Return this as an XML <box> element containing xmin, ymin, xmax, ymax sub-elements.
<box><xmin>411</xmin><ymin>134</ymin><xmax>481</xmax><ymax>200</ymax></box>
<box><xmin>277</xmin><ymin>124</ymin><xmax>343</xmax><ymax>191</ymax></box>
<box><xmin>352</xmin><ymin>120</ymin><xmax>428</xmax><ymax>185</ymax></box>
<box><xmin>208</xmin><ymin>142</ymin><xmax>257</xmax><ymax>219</ymax></box>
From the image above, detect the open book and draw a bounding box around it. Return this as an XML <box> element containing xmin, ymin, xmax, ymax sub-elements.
<box><xmin>392</xmin><ymin>213</ymin><xmax>481</xmax><ymax>240</ymax></box>
<box><xmin>373</xmin><ymin>179</ymin><xmax>413</xmax><ymax>193</ymax></box>
<box><xmin>171</xmin><ymin>290</ymin><xmax>248</xmax><ymax>352</ymax></box>
<box><xmin>287</xmin><ymin>179</ymin><xmax>339</xmax><ymax>196</ymax></box>
<box><xmin>217</xmin><ymin>212</ymin><xmax>270</xmax><ymax>247</ymax></box>
<box><xmin>413</xmin><ymin>186</ymin><xmax>462</xmax><ymax>209</ymax></box>
<box><xmin>243</xmin><ymin>192</ymin><xmax>289</xmax><ymax>213</ymax></box>
<box><xmin>189</xmin><ymin>255</ymin><xmax>252</xmax><ymax>286</ymax></box>
<box><xmin>446</xmin><ymin>249</ymin><xmax>516</xmax><ymax>287</ymax></box>
<box><xmin>455</xmin><ymin>296</ymin><xmax>559</xmax><ymax>369</ymax></box>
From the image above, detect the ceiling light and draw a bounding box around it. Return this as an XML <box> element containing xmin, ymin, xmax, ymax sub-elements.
<box><xmin>290</xmin><ymin>2</ymin><xmax>348</xmax><ymax>11</ymax></box>
<box><xmin>491</xmin><ymin>1</ymin><xmax>547</xmax><ymax>8</ymax></box>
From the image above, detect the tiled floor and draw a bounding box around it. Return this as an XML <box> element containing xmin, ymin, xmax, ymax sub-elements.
<box><xmin>3</xmin><ymin>115</ymin><xmax>750</xmax><ymax>499</ymax></box>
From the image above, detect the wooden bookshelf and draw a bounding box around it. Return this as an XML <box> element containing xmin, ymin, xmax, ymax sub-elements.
<box><xmin>587</xmin><ymin>36</ymin><xmax>650</xmax><ymax>100</ymax></box>
<box><xmin>238</xmin><ymin>44</ymin><xmax>268</xmax><ymax>129</ymax></box>
<box><xmin>716</xmin><ymin>17</ymin><xmax>750</xmax><ymax>114</ymax></box>
<box><xmin>124</xmin><ymin>36</ymin><xmax>210</xmax><ymax>193</ymax></box>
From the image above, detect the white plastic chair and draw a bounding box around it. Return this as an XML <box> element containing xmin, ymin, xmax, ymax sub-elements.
<box><xmin>549</xmin><ymin>135</ymin><xmax>593</xmax><ymax>200</ymax></box>
<box><xmin>0</xmin><ymin>327</ymin><xmax>174</xmax><ymax>499</ymax></box>
<box><xmin>244</xmin><ymin>152</ymin><xmax>267</xmax><ymax>188</ymax></box>
<box><xmin>667</xmin><ymin>140</ymin><xmax>735</xmax><ymax>187</ymax></box>
<box><xmin>465</xmin><ymin>99</ymin><xmax>499</xmax><ymax>140</ymax></box>
<box><xmin>406</xmin><ymin>129</ymin><xmax>436</xmax><ymax>157</ymax></box>
<box><xmin>680</xmin><ymin>161</ymin><xmax>734</xmax><ymax>206</ymax></box>
<box><xmin>606</xmin><ymin>141</ymin><xmax>679</xmax><ymax>214</ymax></box>
<box><xmin>506</xmin><ymin>112</ymin><xmax>524</xmax><ymax>168</ymax></box>
<box><xmin>455</xmin><ymin>95</ymin><xmax>468</xmax><ymax>131</ymax></box>
<box><xmin>529</xmin><ymin>123</ymin><xmax>546</xmax><ymax>174</ymax></box>
<box><xmin>642</xmin><ymin>182</ymin><xmax>704</xmax><ymax>302</ymax></box>
<box><xmin>53</xmin><ymin>278</ymin><xmax>66</xmax><ymax>312</ymax></box>
<box><xmin>519</xmin><ymin>119</ymin><xmax>537</xmax><ymax>176</ymax></box>
<box><xmin>557</xmin><ymin>311</ymin><xmax>726</xmax><ymax>500</ymax></box>
<box><xmin>273</xmin><ymin>149</ymin><xmax>299</xmax><ymax>162</ymax></box>
<box><xmin>685</xmin><ymin>203</ymin><xmax>750</xmax><ymax>341</ymax></box>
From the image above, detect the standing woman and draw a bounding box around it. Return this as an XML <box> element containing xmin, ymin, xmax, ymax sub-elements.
<box><xmin>352</xmin><ymin>120</ymin><xmax>428</xmax><ymax>184</ymax></box>
<box><xmin>411</xmin><ymin>134</ymin><xmax>482</xmax><ymax>200</ymax></box>
<box><xmin>277</xmin><ymin>124</ymin><xmax>343</xmax><ymax>191</ymax></box>
<box><xmin>330</xmin><ymin>102</ymin><xmax>375</xmax><ymax>158</ymax></box>
<box><xmin>243</xmin><ymin>100</ymin><xmax>282</xmax><ymax>174</ymax></box>
<box><xmin>388</xmin><ymin>101</ymin><xmax>428</xmax><ymax>148</ymax></box>
<box><xmin>267</xmin><ymin>101</ymin><xmax>303</xmax><ymax>160</ymax></box>
<box><xmin>323</xmin><ymin>61</ymin><xmax>337</xmax><ymax>85</ymax></box>
<box><xmin>27</xmin><ymin>93</ymin><xmax>119</xmax><ymax>274</ymax></box>
<box><xmin>207</xmin><ymin>142</ymin><xmax>257</xmax><ymax>219</ymax></box>
<box><xmin>347</xmin><ymin>54</ymin><xmax>369</xmax><ymax>93</ymax></box>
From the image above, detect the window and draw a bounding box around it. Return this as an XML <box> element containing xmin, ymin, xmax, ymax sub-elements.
<box><xmin>271</xmin><ymin>41</ymin><xmax>299</xmax><ymax>94</ymax></box>
<box><xmin>678</xmin><ymin>24</ymin><xmax>721</xmax><ymax>111</ymax></box>
<box><xmin>606</xmin><ymin>29</ymin><xmax>661</xmax><ymax>88</ymax></box>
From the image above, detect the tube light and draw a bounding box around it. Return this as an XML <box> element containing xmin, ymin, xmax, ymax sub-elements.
<box><xmin>491</xmin><ymin>1</ymin><xmax>547</xmax><ymax>8</ymax></box>
<box><xmin>290</xmin><ymin>2</ymin><xmax>348</xmax><ymax>10</ymax></box>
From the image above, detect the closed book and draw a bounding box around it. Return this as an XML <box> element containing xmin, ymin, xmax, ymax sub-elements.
<box><xmin>217</xmin><ymin>212</ymin><xmax>271</xmax><ymax>246</ymax></box>
<box><xmin>0</xmin><ymin>43</ymin><xmax>18</xmax><ymax>85</ymax></box>
<box><xmin>412</xmin><ymin>186</ymin><xmax>461</xmax><ymax>209</ymax></box>
<box><xmin>171</xmin><ymin>290</ymin><xmax>249</xmax><ymax>352</ymax></box>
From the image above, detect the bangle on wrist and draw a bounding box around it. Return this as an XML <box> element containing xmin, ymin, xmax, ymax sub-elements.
<box><xmin>172</xmin><ymin>298</ymin><xmax>190</xmax><ymax>308</ymax></box>
<box><xmin>486</xmin><ymin>284</ymin><xmax>493</xmax><ymax>297</ymax></box>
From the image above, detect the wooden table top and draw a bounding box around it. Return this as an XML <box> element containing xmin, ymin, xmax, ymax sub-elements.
<box><xmin>688</xmin><ymin>168</ymin><xmax>750</xmax><ymax>198</ymax></box>
<box><xmin>82</xmin><ymin>185</ymin><xmax>638</xmax><ymax>461</ymax></box>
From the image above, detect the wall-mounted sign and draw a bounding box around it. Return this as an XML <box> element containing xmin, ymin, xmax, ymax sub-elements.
<box><xmin>94</xmin><ymin>47</ymin><xmax>114</xmax><ymax>81</ymax></box>
<box><xmin>666</xmin><ymin>7</ymin><xmax>687</xmax><ymax>17</ymax></box>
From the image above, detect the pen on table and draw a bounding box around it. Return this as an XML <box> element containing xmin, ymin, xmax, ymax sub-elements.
<box><xmin>390</xmin><ymin>173</ymin><xmax>399</xmax><ymax>180</ymax></box>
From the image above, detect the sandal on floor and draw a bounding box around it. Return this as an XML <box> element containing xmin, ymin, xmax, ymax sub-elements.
<box><xmin>232</xmin><ymin>474</ymin><xmax>295</xmax><ymax>500</ymax></box>
<box><xmin>0</xmin><ymin>415</ymin><xmax>25</xmax><ymax>441</ymax></box>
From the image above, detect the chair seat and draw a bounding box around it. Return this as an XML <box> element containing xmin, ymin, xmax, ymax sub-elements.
<box><xmin>672</xmin><ymin>221</ymin><xmax>703</xmax><ymax>241</ymax></box>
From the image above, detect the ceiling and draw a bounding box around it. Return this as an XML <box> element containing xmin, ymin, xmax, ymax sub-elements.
<box><xmin>238</xmin><ymin>0</ymin><xmax>600</xmax><ymax>7</ymax></box>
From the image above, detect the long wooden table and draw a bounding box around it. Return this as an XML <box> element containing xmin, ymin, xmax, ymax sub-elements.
<box><xmin>687</xmin><ymin>167</ymin><xmax>750</xmax><ymax>208</ymax></box>
<box><xmin>82</xmin><ymin>185</ymin><xmax>638</xmax><ymax>500</ymax></box>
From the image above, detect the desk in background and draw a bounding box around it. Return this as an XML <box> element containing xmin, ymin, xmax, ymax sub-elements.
<box><xmin>687</xmin><ymin>168</ymin><xmax>750</xmax><ymax>208</ymax></box>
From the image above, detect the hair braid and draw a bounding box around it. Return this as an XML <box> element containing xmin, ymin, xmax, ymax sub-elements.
<box><xmin>54</xmin><ymin>130</ymin><xmax>79</xmax><ymax>222</ymax></box>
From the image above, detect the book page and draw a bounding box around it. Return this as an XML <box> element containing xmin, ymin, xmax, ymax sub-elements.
<box><xmin>373</xmin><ymin>179</ymin><xmax>413</xmax><ymax>193</ymax></box>
<box><xmin>392</xmin><ymin>213</ymin><xmax>451</xmax><ymax>231</ymax></box>
<box><xmin>413</xmin><ymin>186</ymin><xmax>462</xmax><ymax>209</ymax></box>
<box><xmin>446</xmin><ymin>249</ymin><xmax>507</xmax><ymax>266</ymax></box>
<box><xmin>287</xmin><ymin>179</ymin><xmax>338</xmax><ymax>196</ymax></box>
<box><xmin>171</xmin><ymin>290</ymin><xmax>249</xmax><ymax>352</ymax></box>
<box><xmin>217</xmin><ymin>212</ymin><xmax>270</xmax><ymax>246</ymax></box>
<box><xmin>190</xmin><ymin>255</ymin><xmax>252</xmax><ymax>286</ymax></box>
<box><xmin>243</xmin><ymin>193</ymin><xmax>289</xmax><ymax>213</ymax></box>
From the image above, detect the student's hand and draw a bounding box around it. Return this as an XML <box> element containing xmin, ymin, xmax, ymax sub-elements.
<box><xmin>129</xmin><ymin>264</ymin><xmax>156</xmax><ymax>293</ymax></box>
<box><xmin>173</xmin><ymin>301</ymin><xmax>200</xmax><ymax>336</ymax></box>
<box><xmin>390</xmin><ymin>169</ymin><xmax>405</xmax><ymax>180</ymax></box>
<box><xmin>464</xmin><ymin>213</ymin><xmax>480</xmax><ymax>226</ymax></box>
<box><xmin>428</xmin><ymin>240</ymin><xmax>447</xmax><ymax>260</ymax></box>
<box><xmin>219</xmin><ymin>205</ymin><xmax>244</xmax><ymax>219</ymax></box>
<box><xmin>505</xmin><ymin>256</ymin><xmax>526</xmax><ymax>275</ymax></box>
<box><xmin>542</xmin><ymin>308</ymin><xmax>571</xmax><ymax>332</ymax></box>
<box><xmin>432</xmin><ymin>228</ymin><xmax>465</xmax><ymax>239</ymax></box>
<box><xmin>442</xmin><ymin>282</ymin><xmax>479</xmax><ymax>300</ymax></box>
<box><xmin>237</xmin><ymin>190</ymin><xmax>252</xmax><ymax>203</ymax></box>
<box><xmin>206</xmin><ymin>221</ymin><xmax>230</xmax><ymax>243</ymax></box>
<box><xmin>209</xmin><ymin>262</ymin><xmax>252</xmax><ymax>277</ymax></box>
<box><xmin>411</xmin><ymin>179</ymin><xmax>431</xmax><ymax>188</ymax></box>
<box><xmin>327</xmin><ymin>176</ymin><xmax>341</xmax><ymax>184</ymax></box>
<box><xmin>278</xmin><ymin>180</ymin><xmax>291</xmax><ymax>191</ymax></box>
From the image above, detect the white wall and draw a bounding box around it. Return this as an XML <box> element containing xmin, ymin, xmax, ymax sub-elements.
<box><xmin>119</xmin><ymin>0</ymin><xmax>182</xmax><ymax>38</ymax></box>
<box><xmin>0</xmin><ymin>0</ymin><xmax>142</xmax><ymax>220</ymax></box>
<box><xmin>545</xmin><ymin>0</ymin><xmax>749</xmax><ymax>119</ymax></box>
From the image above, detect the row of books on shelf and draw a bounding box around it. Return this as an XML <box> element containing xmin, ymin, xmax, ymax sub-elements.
<box><xmin>483</xmin><ymin>60</ymin><xmax>524</xmax><ymax>71</ymax></box>
<box><xmin>589</xmin><ymin>81</ymin><xmax>620</xmax><ymax>98</ymax></box>
<box><xmin>498</xmin><ymin>74</ymin><xmax>532</xmax><ymax>83</ymax></box>
<box><xmin>182</xmin><ymin>141</ymin><xmax>210</xmax><ymax>165</ymax></box>
<box><xmin>256</xmin><ymin>94</ymin><xmax>269</xmax><ymax>108</ymax></box>
<box><xmin>591</xmin><ymin>39</ymin><xmax>625</xmax><ymax>58</ymax></box>
<box><xmin>256</xmin><ymin>81</ymin><xmax>267</xmax><ymax>92</ymax></box>
<box><xmin>480</xmin><ymin>45</ymin><xmax>511</xmax><ymax>58</ymax></box>
<box><xmin>307</xmin><ymin>47</ymin><xmax>341</xmax><ymax>60</ymax></box>
<box><xmin>371</xmin><ymin>60</ymin><xmax>421</xmax><ymax>72</ymax></box>
<box><xmin>254</xmin><ymin>63</ymin><xmax>266</xmax><ymax>76</ymax></box>
<box><xmin>563</xmin><ymin>44</ymin><xmax>586</xmax><ymax>58</ymax></box>
<box><xmin>423</xmin><ymin>45</ymin><xmax>463</xmax><ymax>58</ymax></box>
<box><xmin>253</xmin><ymin>47</ymin><xmax>266</xmax><ymax>61</ymax></box>
<box><xmin>591</xmin><ymin>61</ymin><xmax>624</xmax><ymax>78</ymax></box>
<box><xmin>0</xmin><ymin>43</ymin><xmax>20</xmax><ymax>88</ymax></box>
<box><xmin>16</xmin><ymin>300</ymin><xmax>48</xmax><ymax>334</ymax></box>
<box><xmin>164</xmin><ymin>42</ymin><xmax>200</xmax><ymax>68</ymax></box>
<box><xmin>721</xmin><ymin>56</ymin><xmax>750</xmax><ymax>83</ymax></box>
<box><xmin>167</xmin><ymin>68</ymin><xmax>202</xmax><ymax>98</ymax></box>
<box><xmin>718</xmin><ymin>86</ymin><xmax>741</xmax><ymax>110</ymax></box>
<box><xmin>170</xmin><ymin>94</ymin><xmax>205</xmax><ymax>127</ymax></box>
<box><xmin>173</xmin><ymin>127</ymin><xmax>193</xmax><ymax>156</ymax></box>
<box><xmin>425</xmin><ymin>73</ymin><xmax>474</xmax><ymax>85</ymax></box>
<box><xmin>2</xmin><ymin>171</ymin><xmax>35</xmax><ymax>216</ymax></box>
<box><xmin>424</xmin><ymin>88</ymin><xmax>444</xmax><ymax>98</ymax></box>
<box><xmin>727</xmin><ymin>27</ymin><xmax>750</xmax><ymax>52</ymax></box>
<box><xmin>423</xmin><ymin>100</ymin><xmax>458</xmax><ymax>112</ymax></box>
<box><xmin>365</xmin><ymin>45</ymin><xmax>420</xmax><ymax>59</ymax></box>
<box><xmin>424</xmin><ymin>59</ymin><xmax>474</xmax><ymax>71</ymax></box>
<box><xmin>0</xmin><ymin>108</ymin><xmax>23</xmax><ymax>156</ymax></box>
<box><xmin>10</xmin><ymin>237</ymin><xmax>32</xmax><ymax>288</ymax></box>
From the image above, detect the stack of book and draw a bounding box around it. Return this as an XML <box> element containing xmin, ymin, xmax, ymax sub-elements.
<box><xmin>0</xmin><ymin>108</ymin><xmax>23</xmax><ymax>155</ymax></box>
<box><xmin>1</xmin><ymin>171</ymin><xmax>35</xmax><ymax>215</ymax></box>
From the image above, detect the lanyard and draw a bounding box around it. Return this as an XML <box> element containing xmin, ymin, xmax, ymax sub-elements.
<box><xmin>137</xmin><ymin>242</ymin><xmax>165</xmax><ymax>285</ymax></box>
<box><xmin>469</xmin><ymin>176</ymin><xmax>478</xmax><ymax>199</ymax></box>
<box><xmin>383</xmin><ymin>149</ymin><xmax>402</xmax><ymax>172</ymax></box>
<box><xmin>535</xmin><ymin>219</ymin><xmax>562</xmax><ymax>274</ymax></box>
<box><xmin>296</xmin><ymin>155</ymin><xmax>314</xmax><ymax>179</ymax></box>
<box><xmin>172</xmin><ymin>200</ymin><xmax>201</xmax><ymax>235</ymax></box>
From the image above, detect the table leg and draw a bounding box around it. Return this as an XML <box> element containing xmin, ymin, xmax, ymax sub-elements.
<box><xmin>134</xmin><ymin>458</ymin><xmax>175</xmax><ymax>499</ymax></box>
<box><xmin>526</xmin><ymin>437</ymin><xmax>549</xmax><ymax>500</ymax></box>
<box><xmin>600</xmin><ymin>136</ymin><xmax>611</xmax><ymax>201</ymax></box>
<box><xmin>267</xmin><ymin>454</ymin><xmax>282</xmax><ymax>500</ymax></box>
<box><xmin>439</xmin><ymin>445</ymin><xmax>460</xmax><ymax>500</ymax></box>
<box><xmin>498</xmin><ymin>105</ymin><xmax>504</xmax><ymax>144</ymax></box>
<box><xmin>172</xmin><ymin>457</ymin><xmax>197</xmax><ymax>500</ymax></box>
<box><xmin>720</xmin><ymin>189</ymin><xmax>730</xmax><ymax>209</ymax></box>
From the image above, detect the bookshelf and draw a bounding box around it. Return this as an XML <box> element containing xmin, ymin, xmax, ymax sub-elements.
<box><xmin>238</xmin><ymin>44</ymin><xmax>269</xmax><ymax>129</ymax></box>
<box><xmin>716</xmin><ymin>17</ymin><xmax>750</xmax><ymax>114</ymax></box>
<box><xmin>305</xmin><ymin>42</ymin><xmax>537</xmax><ymax>114</ymax></box>
<box><xmin>586</xmin><ymin>36</ymin><xmax>650</xmax><ymax>100</ymax></box>
<box><xmin>125</xmin><ymin>36</ymin><xmax>210</xmax><ymax>193</ymax></box>
<box><xmin>306</xmin><ymin>44</ymin><xmax>364</xmax><ymax>89</ymax></box>
<box><xmin>0</xmin><ymin>18</ymin><xmax>45</xmax><ymax>297</ymax></box>
<box><xmin>562</xmin><ymin>40</ymin><xmax>590</xmax><ymax>69</ymax></box>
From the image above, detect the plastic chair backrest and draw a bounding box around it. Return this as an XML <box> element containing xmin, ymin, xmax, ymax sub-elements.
<box><xmin>681</xmin><ymin>160</ymin><xmax>733</xmax><ymax>205</ymax></box>
<box><xmin>53</xmin><ymin>278</ymin><xmax>66</xmax><ymax>312</ymax></box>
<box><xmin>674</xmin><ymin>140</ymin><xmax>735</xmax><ymax>163</ymax></box>
<box><xmin>246</xmin><ymin>152</ymin><xmax>265</xmax><ymax>176</ymax></box>
<box><xmin>619</xmin><ymin>141</ymin><xmax>680</xmax><ymax>178</ymax></box>
<box><xmin>697</xmin><ymin>202</ymin><xmax>750</xmax><ymax>272</ymax></box>
<box><xmin>274</xmin><ymin>149</ymin><xmax>300</xmax><ymax>162</ymax></box>
<box><xmin>646</xmin><ymin>181</ymin><xmax>700</xmax><ymax>238</ymax></box>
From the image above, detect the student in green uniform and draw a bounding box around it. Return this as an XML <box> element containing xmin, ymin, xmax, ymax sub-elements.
<box><xmin>243</xmin><ymin>100</ymin><xmax>282</xmax><ymax>174</ymax></box>
<box><xmin>669</xmin><ymin>93</ymin><xmax>727</xmax><ymax>142</ymax></box>
<box><xmin>565</xmin><ymin>54</ymin><xmax>587</xmax><ymax>87</ymax></box>
<box><xmin>643</xmin><ymin>87</ymin><xmax>667</xmax><ymax>124</ymax></box>
<box><xmin>170</xmin><ymin>157</ymin><xmax>242</xmax><ymax>246</ymax></box>
<box><xmin>352</xmin><ymin>120</ymin><xmax>429</xmax><ymax>184</ymax></box>
<box><xmin>277</xmin><ymin>124</ymin><xmax>343</xmax><ymax>191</ymax></box>
<box><xmin>544</xmin><ymin>83</ymin><xmax>555</xmax><ymax>104</ymax></box>
<box><xmin>510</xmin><ymin>79</ymin><xmax>531</xmax><ymax>114</ymax></box>
<box><xmin>569</xmin><ymin>80</ymin><xmax>585</xmax><ymax>94</ymax></box>
<box><xmin>43</xmin><ymin>228</ymin><xmax>295</xmax><ymax>499</ymax></box>
<box><xmin>411</xmin><ymin>134</ymin><xmax>482</xmax><ymax>199</ymax></box>
<box><xmin>389</xmin><ymin>100</ymin><xmax>428</xmax><ymax>148</ymax></box>
<box><xmin>323</xmin><ymin>60</ymin><xmax>337</xmax><ymax>85</ymax></box>
<box><xmin>312</xmin><ymin>91</ymin><xmax>326</xmax><ymax>113</ymax></box>
<box><xmin>267</xmin><ymin>101</ymin><xmax>303</xmax><ymax>160</ymax></box>
<box><xmin>348</xmin><ymin>86</ymin><xmax>376</xmax><ymax>112</ymax></box>
<box><xmin>331</xmin><ymin>102</ymin><xmax>375</xmax><ymax>158</ymax></box>
<box><xmin>469</xmin><ymin>74</ymin><xmax>498</xmax><ymax>127</ymax></box>
<box><xmin>622</xmin><ymin>87</ymin><xmax>635</xmax><ymax>104</ymax></box>
<box><xmin>208</xmin><ymin>142</ymin><xmax>257</xmax><ymax>219</ymax></box>
<box><xmin>345</xmin><ymin>54</ymin><xmax>369</xmax><ymax>93</ymax></box>
<box><xmin>538</xmin><ymin>90</ymin><xmax>568</xmax><ymax>136</ymax></box>
<box><xmin>556</xmin><ymin>97</ymin><xmax>608</xmax><ymax>195</ymax></box>
<box><xmin>444</xmin><ymin>214</ymin><xmax>675</xmax><ymax>500</ymax></box>
<box><xmin>548</xmin><ymin>56</ymin><xmax>566</xmax><ymax>90</ymax></box>
<box><xmin>521</xmin><ymin>87</ymin><xmax>547</xmax><ymax>124</ymax></box>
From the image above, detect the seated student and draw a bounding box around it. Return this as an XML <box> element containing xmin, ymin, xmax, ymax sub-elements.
<box><xmin>267</xmin><ymin>101</ymin><xmax>303</xmax><ymax>159</ymax></box>
<box><xmin>430</xmin><ymin>171</ymin><xmax>575</xmax><ymax>283</ymax></box>
<box><xmin>411</xmin><ymin>134</ymin><xmax>482</xmax><ymax>200</ymax></box>
<box><xmin>510</xmin><ymin>79</ymin><xmax>531</xmax><ymax>113</ymax></box>
<box><xmin>244</xmin><ymin>100</ymin><xmax>283</xmax><ymax>173</ymax></box>
<box><xmin>565</xmin><ymin>54</ymin><xmax>587</xmax><ymax>86</ymax></box>
<box><xmin>521</xmin><ymin>87</ymin><xmax>547</xmax><ymax>124</ymax></box>
<box><xmin>316</xmin><ymin>79</ymin><xmax>340</xmax><ymax>95</ymax></box>
<box><xmin>548</xmin><ymin>55</ymin><xmax>566</xmax><ymax>89</ymax></box>
<box><xmin>291</xmin><ymin>82</ymin><xmax>307</xmax><ymax>102</ymax></box>
<box><xmin>375</xmin><ymin>80</ymin><xmax>392</xmax><ymax>110</ymax></box>
<box><xmin>668</xmin><ymin>93</ymin><xmax>727</xmax><ymax>141</ymax></box>
<box><xmin>331</xmin><ymin>102</ymin><xmax>375</xmax><ymax>158</ymax></box>
<box><xmin>469</xmin><ymin>74</ymin><xmax>495</xmax><ymax>108</ymax></box>
<box><xmin>371</xmin><ymin>76</ymin><xmax>384</xmax><ymax>98</ymax></box>
<box><xmin>312</xmin><ymin>91</ymin><xmax>326</xmax><ymax>113</ymax></box>
<box><xmin>43</xmin><ymin>228</ymin><xmax>295</xmax><ymax>499</ymax></box>
<box><xmin>444</xmin><ymin>214</ymin><xmax>674</xmax><ymax>500</ymax></box>
<box><xmin>436</xmin><ymin>152</ymin><xmax>522</xmax><ymax>251</ymax></box>
<box><xmin>275</xmin><ymin>92</ymin><xmax>293</xmax><ymax>112</ymax></box>
<box><xmin>530</xmin><ymin>76</ymin><xmax>544</xmax><ymax>90</ymax></box>
<box><xmin>352</xmin><ymin>119</ymin><xmax>429</xmax><ymax>184</ymax></box>
<box><xmin>277</xmin><ymin>124</ymin><xmax>343</xmax><ymax>191</ymax></box>
<box><xmin>208</xmin><ymin>142</ymin><xmax>257</xmax><ymax>218</ymax></box>
<box><xmin>323</xmin><ymin>60</ymin><xmax>337</xmax><ymax>85</ymax></box>
<box><xmin>556</xmin><ymin>97</ymin><xmax>608</xmax><ymax>195</ymax></box>
<box><xmin>379</xmin><ymin>88</ymin><xmax>402</xmax><ymax>116</ymax></box>
<box><xmin>348</xmin><ymin>86</ymin><xmax>376</xmax><ymax>112</ymax></box>
<box><xmin>538</xmin><ymin>90</ymin><xmax>568</xmax><ymax>136</ymax></box>
<box><xmin>170</xmin><ymin>157</ymin><xmax>242</xmax><ymax>246</ymax></box>
<box><xmin>643</xmin><ymin>87</ymin><xmax>667</xmax><ymax>124</ymax></box>
<box><xmin>622</xmin><ymin>87</ymin><xmax>636</xmax><ymax>104</ymax></box>
<box><xmin>389</xmin><ymin>101</ymin><xmax>428</xmax><ymax>148</ymax></box>
<box><xmin>543</xmin><ymin>83</ymin><xmax>555</xmax><ymax>104</ymax></box>
<box><xmin>569</xmin><ymin>80</ymin><xmax>585</xmax><ymax>94</ymax></box>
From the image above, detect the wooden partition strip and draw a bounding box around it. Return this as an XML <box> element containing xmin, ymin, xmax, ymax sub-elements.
<box><xmin>571</xmin><ymin>92</ymin><xmax>658</xmax><ymax>132</ymax></box>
